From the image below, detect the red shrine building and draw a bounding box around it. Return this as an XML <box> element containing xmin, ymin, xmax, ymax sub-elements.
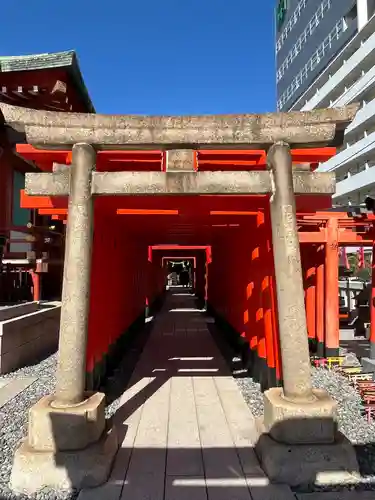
<box><xmin>0</xmin><ymin>51</ymin><xmax>94</xmax><ymax>302</ymax></box>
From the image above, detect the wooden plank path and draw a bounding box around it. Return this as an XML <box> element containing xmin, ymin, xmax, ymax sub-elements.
<box><xmin>79</xmin><ymin>289</ymin><xmax>294</xmax><ymax>500</ymax></box>
<box><xmin>78</xmin><ymin>290</ymin><xmax>375</xmax><ymax>500</ymax></box>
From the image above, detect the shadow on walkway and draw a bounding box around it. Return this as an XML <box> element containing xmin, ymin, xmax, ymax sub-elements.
<box><xmin>45</xmin><ymin>290</ymin><xmax>370</xmax><ymax>499</ymax></box>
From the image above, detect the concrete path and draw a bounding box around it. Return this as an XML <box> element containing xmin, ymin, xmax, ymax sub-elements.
<box><xmin>79</xmin><ymin>289</ymin><xmax>296</xmax><ymax>500</ymax></box>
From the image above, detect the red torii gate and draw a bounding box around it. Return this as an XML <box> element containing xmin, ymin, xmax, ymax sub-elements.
<box><xmin>17</xmin><ymin>144</ymin><xmax>349</xmax><ymax>382</ymax></box>
<box><xmin>298</xmin><ymin>211</ymin><xmax>375</xmax><ymax>358</ymax></box>
<box><xmin>18</xmin><ymin>146</ymin><xmax>375</xmax><ymax>366</ymax></box>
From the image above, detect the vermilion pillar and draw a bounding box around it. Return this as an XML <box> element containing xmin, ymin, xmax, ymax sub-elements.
<box><xmin>316</xmin><ymin>245</ymin><xmax>325</xmax><ymax>357</ymax></box>
<box><xmin>370</xmin><ymin>241</ymin><xmax>375</xmax><ymax>358</ymax></box>
<box><xmin>262</xmin><ymin>273</ymin><xmax>276</xmax><ymax>388</ymax></box>
<box><xmin>305</xmin><ymin>248</ymin><xmax>317</xmax><ymax>344</ymax></box>
<box><xmin>325</xmin><ymin>218</ymin><xmax>339</xmax><ymax>357</ymax></box>
<box><xmin>204</xmin><ymin>259</ymin><xmax>209</xmax><ymax>307</ymax></box>
<box><xmin>269</xmin><ymin>273</ymin><xmax>281</xmax><ymax>384</ymax></box>
<box><xmin>255</xmin><ymin>213</ymin><xmax>268</xmax><ymax>389</ymax></box>
<box><xmin>30</xmin><ymin>270</ymin><xmax>41</xmax><ymax>302</ymax></box>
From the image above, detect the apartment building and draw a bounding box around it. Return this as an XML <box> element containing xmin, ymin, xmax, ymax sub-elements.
<box><xmin>276</xmin><ymin>0</ymin><xmax>375</xmax><ymax>205</ymax></box>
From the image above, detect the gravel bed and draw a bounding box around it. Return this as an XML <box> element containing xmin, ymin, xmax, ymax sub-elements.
<box><xmin>236</xmin><ymin>375</ymin><xmax>264</xmax><ymax>419</ymax></box>
<box><xmin>0</xmin><ymin>312</ymin><xmax>150</xmax><ymax>500</ymax></box>
<box><xmin>235</xmin><ymin>353</ymin><xmax>375</xmax><ymax>492</ymax></box>
<box><xmin>0</xmin><ymin>353</ymin><xmax>70</xmax><ymax>500</ymax></box>
<box><xmin>4</xmin><ymin>328</ymin><xmax>375</xmax><ymax>498</ymax></box>
<box><xmin>0</xmin><ymin>351</ymin><xmax>130</xmax><ymax>500</ymax></box>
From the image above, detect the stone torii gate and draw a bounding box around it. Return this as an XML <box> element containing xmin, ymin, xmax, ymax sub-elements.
<box><xmin>0</xmin><ymin>102</ymin><xmax>359</xmax><ymax>492</ymax></box>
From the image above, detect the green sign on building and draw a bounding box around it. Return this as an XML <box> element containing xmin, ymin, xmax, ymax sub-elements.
<box><xmin>276</xmin><ymin>0</ymin><xmax>288</xmax><ymax>30</ymax></box>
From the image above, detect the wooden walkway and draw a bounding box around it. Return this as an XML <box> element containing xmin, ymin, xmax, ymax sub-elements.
<box><xmin>77</xmin><ymin>290</ymin><xmax>375</xmax><ymax>500</ymax></box>
<box><xmin>79</xmin><ymin>289</ymin><xmax>293</xmax><ymax>500</ymax></box>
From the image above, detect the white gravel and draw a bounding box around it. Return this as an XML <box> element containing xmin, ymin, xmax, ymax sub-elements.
<box><xmin>236</xmin><ymin>375</ymin><xmax>264</xmax><ymax>418</ymax></box>
<box><xmin>0</xmin><ymin>353</ymin><xmax>69</xmax><ymax>499</ymax></box>
<box><xmin>4</xmin><ymin>345</ymin><xmax>375</xmax><ymax>497</ymax></box>
<box><xmin>0</xmin><ymin>352</ymin><xmax>125</xmax><ymax>500</ymax></box>
<box><xmin>235</xmin><ymin>357</ymin><xmax>375</xmax><ymax>491</ymax></box>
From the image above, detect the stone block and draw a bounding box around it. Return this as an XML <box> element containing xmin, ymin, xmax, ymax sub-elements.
<box><xmin>255</xmin><ymin>432</ymin><xmax>359</xmax><ymax>488</ymax></box>
<box><xmin>10</xmin><ymin>426</ymin><xmax>118</xmax><ymax>495</ymax></box>
<box><xmin>166</xmin><ymin>149</ymin><xmax>195</xmax><ymax>171</ymax></box>
<box><xmin>0</xmin><ymin>305</ymin><xmax>61</xmax><ymax>374</ymax></box>
<box><xmin>263</xmin><ymin>387</ymin><xmax>337</xmax><ymax>444</ymax></box>
<box><xmin>0</xmin><ymin>302</ymin><xmax>39</xmax><ymax>321</ymax></box>
<box><xmin>28</xmin><ymin>392</ymin><xmax>106</xmax><ymax>451</ymax></box>
<box><xmin>339</xmin><ymin>329</ymin><xmax>356</xmax><ymax>341</ymax></box>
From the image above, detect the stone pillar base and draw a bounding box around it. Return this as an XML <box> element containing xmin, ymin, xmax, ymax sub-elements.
<box><xmin>255</xmin><ymin>431</ymin><xmax>360</xmax><ymax>488</ymax></box>
<box><xmin>263</xmin><ymin>387</ymin><xmax>337</xmax><ymax>444</ymax></box>
<box><xmin>27</xmin><ymin>392</ymin><xmax>106</xmax><ymax>451</ymax></box>
<box><xmin>256</xmin><ymin>387</ymin><xmax>360</xmax><ymax>488</ymax></box>
<box><xmin>10</xmin><ymin>392</ymin><xmax>119</xmax><ymax>495</ymax></box>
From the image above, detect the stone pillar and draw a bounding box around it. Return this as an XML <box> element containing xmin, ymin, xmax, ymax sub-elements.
<box><xmin>260</xmin><ymin>142</ymin><xmax>338</xmax><ymax>447</ymax></box>
<box><xmin>10</xmin><ymin>143</ymin><xmax>118</xmax><ymax>494</ymax></box>
<box><xmin>267</xmin><ymin>142</ymin><xmax>313</xmax><ymax>402</ymax></box>
<box><xmin>54</xmin><ymin>143</ymin><xmax>95</xmax><ymax>406</ymax></box>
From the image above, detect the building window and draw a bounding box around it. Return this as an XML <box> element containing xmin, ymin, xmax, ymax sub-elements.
<box><xmin>277</xmin><ymin>18</ymin><xmax>346</xmax><ymax>110</ymax></box>
<box><xmin>276</xmin><ymin>0</ymin><xmax>309</xmax><ymax>53</ymax></box>
<box><xmin>276</xmin><ymin>0</ymin><xmax>288</xmax><ymax>31</ymax></box>
<box><xmin>277</xmin><ymin>0</ymin><xmax>332</xmax><ymax>83</ymax></box>
<box><xmin>344</xmin><ymin>4</ymin><xmax>357</xmax><ymax>25</ymax></box>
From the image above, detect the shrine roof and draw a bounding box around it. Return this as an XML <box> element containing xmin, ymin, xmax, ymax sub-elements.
<box><xmin>0</xmin><ymin>50</ymin><xmax>94</xmax><ymax>113</ymax></box>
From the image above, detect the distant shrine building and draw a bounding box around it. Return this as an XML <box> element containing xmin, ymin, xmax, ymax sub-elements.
<box><xmin>0</xmin><ymin>51</ymin><xmax>94</xmax><ymax>302</ymax></box>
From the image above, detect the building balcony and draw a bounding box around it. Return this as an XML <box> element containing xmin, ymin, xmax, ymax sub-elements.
<box><xmin>333</xmin><ymin>64</ymin><xmax>375</xmax><ymax>109</ymax></box>
<box><xmin>291</xmin><ymin>14</ymin><xmax>375</xmax><ymax>111</ymax></box>
<box><xmin>345</xmin><ymin>96</ymin><xmax>375</xmax><ymax>140</ymax></box>
<box><xmin>334</xmin><ymin>167</ymin><xmax>375</xmax><ymax>199</ymax></box>
<box><xmin>318</xmin><ymin>129</ymin><xmax>375</xmax><ymax>173</ymax></box>
<box><xmin>302</xmin><ymin>28</ymin><xmax>375</xmax><ymax>111</ymax></box>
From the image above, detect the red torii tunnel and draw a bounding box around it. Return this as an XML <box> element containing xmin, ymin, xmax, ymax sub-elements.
<box><xmin>2</xmin><ymin>102</ymin><xmax>363</xmax><ymax>493</ymax></box>
<box><xmin>16</xmin><ymin>144</ymin><xmax>349</xmax><ymax>389</ymax></box>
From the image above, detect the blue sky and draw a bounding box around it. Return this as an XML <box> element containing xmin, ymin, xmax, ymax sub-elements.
<box><xmin>1</xmin><ymin>0</ymin><xmax>276</xmax><ymax>115</ymax></box>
